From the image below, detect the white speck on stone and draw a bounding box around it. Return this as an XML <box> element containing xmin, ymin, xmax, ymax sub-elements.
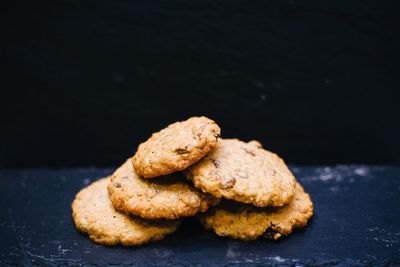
<box><xmin>153</xmin><ymin>248</ymin><xmax>172</xmax><ymax>258</ymax></box>
<box><xmin>58</xmin><ymin>245</ymin><xmax>68</xmax><ymax>254</ymax></box>
<box><xmin>83</xmin><ymin>179</ymin><xmax>90</xmax><ymax>185</ymax></box>
<box><xmin>272</xmin><ymin>256</ymin><xmax>285</xmax><ymax>263</ymax></box>
<box><xmin>290</xmin><ymin>167</ymin><xmax>300</xmax><ymax>174</ymax></box>
<box><xmin>260</xmin><ymin>93</ymin><xmax>267</xmax><ymax>100</ymax></box>
<box><xmin>320</xmin><ymin>172</ymin><xmax>335</xmax><ymax>182</ymax></box>
<box><xmin>226</xmin><ymin>243</ymin><xmax>240</xmax><ymax>258</ymax></box>
<box><xmin>303</xmin><ymin>167</ymin><xmax>342</xmax><ymax>182</ymax></box>
<box><xmin>301</xmin><ymin>165</ymin><xmax>372</xmax><ymax>183</ymax></box>
<box><xmin>354</xmin><ymin>167</ymin><xmax>369</xmax><ymax>176</ymax></box>
<box><xmin>329</xmin><ymin>186</ymin><xmax>340</xmax><ymax>192</ymax></box>
<box><xmin>366</xmin><ymin>227</ymin><xmax>399</xmax><ymax>247</ymax></box>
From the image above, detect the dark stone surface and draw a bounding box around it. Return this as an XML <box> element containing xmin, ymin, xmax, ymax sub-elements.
<box><xmin>1</xmin><ymin>0</ymin><xmax>400</xmax><ymax>167</ymax></box>
<box><xmin>0</xmin><ymin>165</ymin><xmax>399</xmax><ymax>266</ymax></box>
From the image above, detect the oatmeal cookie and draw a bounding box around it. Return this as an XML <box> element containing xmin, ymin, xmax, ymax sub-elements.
<box><xmin>199</xmin><ymin>182</ymin><xmax>313</xmax><ymax>241</ymax></box>
<box><xmin>108</xmin><ymin>159</ymin><xmax>220</xmax><ymax>220</ymax></box>
<box><xmin>71</xmin><ymin>177</ymin><xmax>180</xmax><ymax>246</ymax></box>
<box><xmin>132</xmin><ymin>116</ymin><xmax>220</xmax><ymax>178</ymax></box>
<box><xmin>184</xmin><ymin>139</ymin><xmax>296</xmax><ymax>207</ymax></box>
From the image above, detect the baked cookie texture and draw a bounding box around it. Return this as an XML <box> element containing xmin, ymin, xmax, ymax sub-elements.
<box><xmin>71</xmin><ymin>177</ymin><xmax>180</xmax><ymax>246</ymax></box>
<box><xmin>108</xmin><ymin>159</ymin><xmax>220</xmax><ymax>220</ymax></box>
<box><xmin>198</xmin><ymin>182</ymin><xmax>313</xmax><ymax>241</ymax></box>
<box><xmin>184</xmin><ymin>139</ymin><xmax>296</xmax><ymax>207</ymax></box>
<box><xmin>132</xmin><ymin>116</ymin><xmax>221</xmax><ymax>178</ymax></box>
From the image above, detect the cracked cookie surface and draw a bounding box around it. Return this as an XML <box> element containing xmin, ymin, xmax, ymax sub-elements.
<box><xmin>132</xmin><ymin>116</ymin><xmax>221</xmax><ymax>178</ymax></box>
<box><xmin>108</xmin><ymin>159</ymin><xmax>220</xmax><ymax>220</ymax></box>
<box><xmin>184</xmin><ymin>139</ymin><xmax>296</xmax><ymax>207</ymax></box>
<box><xmin>71</xmin><ymin>177</ymin><xmax>180</xmax><ymax>246</ymax></box>
<box><xmin>198</xmin><ymin>182</ymin><xmax>313</xmax><ymax>241</ymax></box>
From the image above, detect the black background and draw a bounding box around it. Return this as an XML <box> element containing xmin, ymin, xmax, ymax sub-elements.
<box><xmin>1</xmin><ymin>0</ymin><xmax>399</xmax><ymax>168</ymax></box>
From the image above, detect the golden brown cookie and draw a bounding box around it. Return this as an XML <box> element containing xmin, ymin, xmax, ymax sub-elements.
<box><xmin>199</xmin><ymin>182</ymin><xmax>313</xmax><ymax>241</ymax></box>
<box><xmin>132</xmin><ymin>116</ymin><xmax>221</xmax><ymax>178</ymax></box>
<box><xmin>71</xmin><ymin>177</ymin><xmax>180</xmax><ymax>246</ymax></box>
<box><xmin>108</xmin><ymin>159</ymin><xmax>220</xmax><ymax>220</ymax></box>
<box><xmin>184</xmin><ymin>139</ymin><xmax>296</xmax><ymax>207</ymax></box>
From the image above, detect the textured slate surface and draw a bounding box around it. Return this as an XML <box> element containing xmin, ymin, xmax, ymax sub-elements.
<box><xmin>0</xmin><ymin>166</ymin><xmax>399</xmax><ymax>266</ymax></box>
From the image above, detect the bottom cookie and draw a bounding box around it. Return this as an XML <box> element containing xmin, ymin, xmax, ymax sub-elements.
<box><xmin>198</xmin><ymin>182</ymin><xmax>313</xmax><ymax>241</ymax></box>
<box><xmin>71</xmin><ymin>177</ymin><xmax>180</xmax><ymax>246</ymax></box>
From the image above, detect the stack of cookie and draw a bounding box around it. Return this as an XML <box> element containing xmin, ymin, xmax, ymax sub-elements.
<box><xmin>72</xmin><ymin>116</ymin><xmax>313</xmax><ymax>246</ymax></box>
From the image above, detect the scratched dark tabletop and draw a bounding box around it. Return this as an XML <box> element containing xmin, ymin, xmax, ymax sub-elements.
<box><xmin>0</xmin><ymin>166</ymin><xmax>399</xmax><ymax>266</ymax></box>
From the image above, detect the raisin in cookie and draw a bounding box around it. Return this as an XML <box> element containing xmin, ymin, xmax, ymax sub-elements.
<box><xmin>108</xmin><ymin>159</ymin><xmax>220</xmax><ymax>220</ymax></box>
<box><xmin>184</xmin><ymin>139</ymin><xmax>296</xmax><ymax>207</ymax></box>
<box><xmin>71</xmin><ymin>177</ymin><xmax>180</xmax><ymax>246</ymax></box>
<box><xmin>198</xmin><ymin>182</ymin><xmax>313</xmax><ymax>241</ymax></box>
<box><xmin>132</xmin><ymin>116</ymin><xmax>220</xmax><ymax>178</ymax></box>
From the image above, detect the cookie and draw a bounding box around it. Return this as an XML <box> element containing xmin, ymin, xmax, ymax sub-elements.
<box><xmin>184</xmin><ymin>139</ymin><xmax>296</xmax><ymax>207</ymax></box>
<box><xmin>108</xmin><ymin>159</ymin><xmax>220</xmax><ymax>220</ymax></box>
<box><xmin>199</xmin><ymin>182</ymin><xmax>313</xmax><ymax>241</ymax></box>
<box><xmin>132</xmin><ymin>116</ymin><xmax>221</xmax><ymax>178</ymax></box>
<box><xmin>71</xmin><ymin>177</ymin><xmax>180</xmax><ymax>246</ymax></box>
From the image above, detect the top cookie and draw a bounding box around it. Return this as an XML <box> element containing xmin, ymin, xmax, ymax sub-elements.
<box><xmin>108</xmin><ymin>159</ymin><xmax>220</xmax><ymax>220</ymax></box>
<box><xmin>184</xmin><ymin>139</ymin><xmax>296</xmax><ymax>207</ymax></box>
<box><xmin>198</xmin><ymin>182</ymin><xmax>313</xmax><ymax>241</ymax></box>
<box><xmin>71</xmin><ymin>177</ymin><xmax>180</xmax><ymax>246</ymax></box>
<box><xmin>132</xmin><ymin>116</ymin><xmax>221</xmax><ymax>178</ymax></box>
